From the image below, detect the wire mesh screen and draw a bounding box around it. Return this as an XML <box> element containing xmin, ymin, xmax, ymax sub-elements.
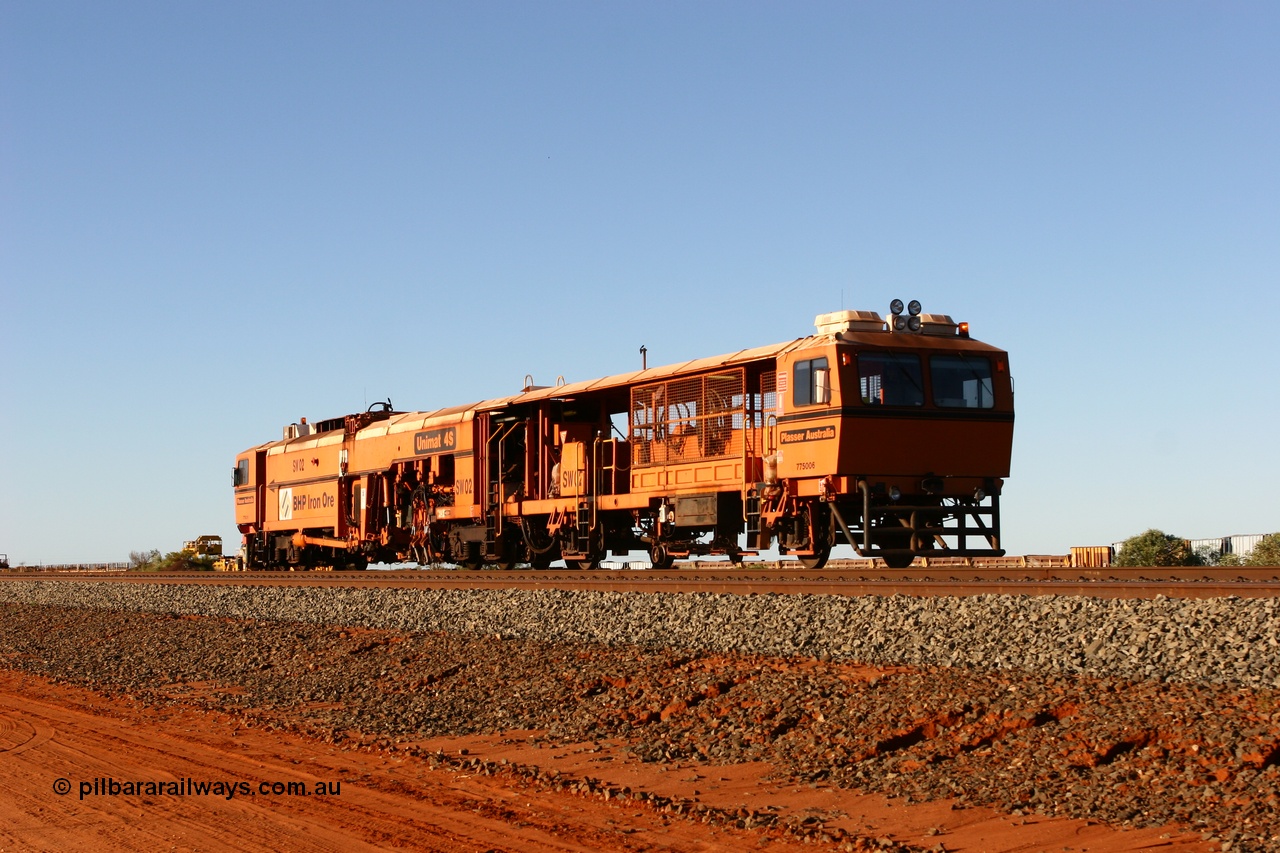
<box><xmin>747</xmin><ymin>371</ymin><xmax>778</xmax><ymax>461</ymax></box>
<box><xmin>631</xmin><ymin>369</ymin><xmax>746</xmax><ymax>467</ymax></box>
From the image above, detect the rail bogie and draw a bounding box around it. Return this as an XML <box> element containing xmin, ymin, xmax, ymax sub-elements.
<box><xmin>233</xmin><ymin>304</ymin><xmax>1013</xmax><ymax>571</ymax></box>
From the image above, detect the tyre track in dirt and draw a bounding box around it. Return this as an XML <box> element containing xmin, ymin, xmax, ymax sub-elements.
<box><xmin>0</xmin><ymin>670</ymin><xmax>769</xmax><ymax>853</ymax></box>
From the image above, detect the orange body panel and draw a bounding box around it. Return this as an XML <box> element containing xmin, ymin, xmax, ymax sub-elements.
<box><xmin>773</xmin><ymin>337</ymin><xmax>1014</xmax><ymax>492</ymax></box>
<box><xmin>263</xmin><ymin>437</ymin><xmax>343</xmax><ymax>533</ymax></box>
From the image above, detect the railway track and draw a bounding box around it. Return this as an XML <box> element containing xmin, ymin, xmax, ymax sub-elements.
<box><xmin>4</xmin><ymin>562</ymin><xmax>1280</xmax><ymax>599</ymax></box>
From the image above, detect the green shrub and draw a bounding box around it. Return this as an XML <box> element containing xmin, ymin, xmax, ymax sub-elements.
<box><xmin>1245</xmin><ymin>533</ymin><xmax>1280</xmax><ymax>567</ymax></box>
<box><xmin>1194</xmin><ymin>545</ymin><xmax>1222</xmax><ymax>566</ymax></box>
<box><xmin>128</xmin><ymin>549</ymin><xmax>215</xmax><ymax>572</ymax></box>
<box><xmin>129</xmin><ymin>549</ymin><xmax>161</xmax><ymax>570</ymax></box>
<box><xmin>1114</xmin><ymin>529</ymin><xmax>1202</xmax><ymax>567</ymax></box>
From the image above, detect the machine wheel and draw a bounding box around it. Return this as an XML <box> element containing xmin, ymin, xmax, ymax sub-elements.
<box><xmin>649</xmin><ymin>543</ymin><xmax>675</xmax><ymax>571</ymax></box>
<box><xmin>498</xmin><ymin>536</ymin><xmax>521</xmax><ymax>570</ymax></box>
<box><xmin>460</xmin><ymin>542</ymin><xmax>483</xmax><ymax>570</ymax></box>
<box><xmin>793</xmin><ymin>502</ymin><xmax>832</xmax><ymax>570</ymax></box>
<box><xmin>559</xmin><ymin>526</ymin><xmax>602</xmax><ymax>571</ymax></box>
<box><xmin>796</xmin><ymin>547</ymin><xmax>830</xmax><ymax>570</ymax></box>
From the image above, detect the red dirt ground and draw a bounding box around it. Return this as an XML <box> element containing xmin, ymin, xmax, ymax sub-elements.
<box><xmin>0</xmin><ymin>670</ymin><xmax>1216</xmax><ymax>852</ymax></box>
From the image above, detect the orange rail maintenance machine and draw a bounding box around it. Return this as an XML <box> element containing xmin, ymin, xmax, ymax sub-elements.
<box><xmin>234</xmin><ymin>301</ymin><xmax>1013</xmax><ymax>570</ymax></box>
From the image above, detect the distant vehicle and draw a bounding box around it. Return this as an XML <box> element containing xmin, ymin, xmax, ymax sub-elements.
<box><xmin>182</xmin><ymin>536</ymin><xmax>223</xmax><ymax>558</ymax></box>
<box><xmin>233</xmin><ymin>302</ymin><xmax>1014</xmax><ymax>571</ymax></box>
<box><xmin>0</xmin><ymin>554</ymin><xmax>8</xmax><ymax>570</ymax></box>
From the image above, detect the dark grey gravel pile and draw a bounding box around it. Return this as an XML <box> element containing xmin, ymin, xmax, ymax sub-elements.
<box><xmin>0</xmin><ymin>581</ymin><xmax>1278</xmax><ymax>687</ymax></box>
<box><xmin>0</xmin><ymin>601</ymin><xmax>1277</xmax><ymax>851</ymax></box>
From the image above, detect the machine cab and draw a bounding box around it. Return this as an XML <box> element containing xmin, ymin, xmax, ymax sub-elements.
<box><xmin>233</xmin><ymin>446</ymin><xmax>268</xmax><ymax>532</ymax></box>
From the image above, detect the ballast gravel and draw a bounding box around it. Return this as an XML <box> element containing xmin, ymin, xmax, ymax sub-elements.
<box><xmin>2</xmin><ymin>582</ymin><xmax>1280</xmax><ymax>849</ymax></box>
<box><xmin>0</xmin><ymin>581</ymin><xmax>1278</xmax><ymax>687</ymax></box>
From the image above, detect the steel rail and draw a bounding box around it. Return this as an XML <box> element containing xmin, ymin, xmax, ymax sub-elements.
<box><xmin>3</xmin><ymin>565</ymin><xmax>1279</xmax><ymax>599</ymax></box>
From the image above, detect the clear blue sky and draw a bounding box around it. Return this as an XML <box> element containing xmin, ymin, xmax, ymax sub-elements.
<box><xmin>2</xmin><ymin>2</ymin><xmax>1276</xmax><ymax>565</ymax></box>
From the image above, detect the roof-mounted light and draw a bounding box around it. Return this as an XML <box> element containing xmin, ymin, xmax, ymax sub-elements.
<box><xmin>889</xmin><ymin>298</ymin><xmax>924</xmax><ymax>333</ymax></box>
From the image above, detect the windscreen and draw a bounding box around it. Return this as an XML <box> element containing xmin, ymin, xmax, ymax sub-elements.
<box><xmin>858</xmin><ymin>352</ymin><xmax>924</xmax><ymax>406</ymax></box>
<box><xmin>931</xmin><ymin>355</ymin><xmax>994</xmax><ymax>408</ymax></box>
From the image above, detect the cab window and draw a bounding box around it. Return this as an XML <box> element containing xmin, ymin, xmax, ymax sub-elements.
<box><xmin>234</xmin><ymin>459</ymin><xmax>249</xmax><ymax>487</ymax></box>
<box><xmin>858</xmin><ymin>353</ymin><xmax>924</xmax><ymax>406</ymax></box>
<box><xmin>931</xmin><ymin>355</ymin><xmax>994</xmax><ymax>408</ymax></box>
<box><xmin>793</xmin><ymin>357</ymin><xmax>830</xmax><ymax>407</ymax></box>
